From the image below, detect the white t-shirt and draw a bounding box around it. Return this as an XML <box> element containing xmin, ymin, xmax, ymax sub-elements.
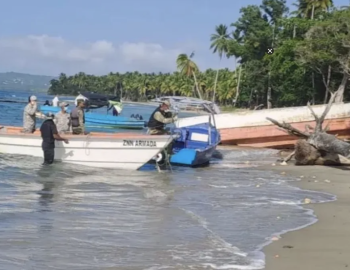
<box><xmin>52</xmin><ymin>96</ymin><xmax>59</xmax><ymax>107</ymax></box>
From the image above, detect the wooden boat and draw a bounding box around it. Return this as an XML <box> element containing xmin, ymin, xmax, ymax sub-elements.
<box><xmin>39</xmin><ymin>106</ymin><xmax>146</xmax><ymax>129</ymax></box>
<box><xmin>0</xmin><ymin>126</ymin><xmax>175</xmax><ymax>170</ymax></box>
<box><xmin>176</xmin><ymin>103</ymin><xmax>350</xmax><ymax>149</ymax></box>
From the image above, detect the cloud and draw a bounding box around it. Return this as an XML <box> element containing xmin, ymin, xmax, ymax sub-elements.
<box><xmin>0</xmin><ymin>35</ymin><xmax>185</xmax><ymax>75</ymax></box>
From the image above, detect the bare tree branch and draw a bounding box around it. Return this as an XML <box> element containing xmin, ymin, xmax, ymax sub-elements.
<box><xmin>266</xmin><ymin>117</ymin><xmax>309</xmax><ymax>138</ymax></box>
<box><xmin>306</xmin><ymin>91</ymin><xmax>336</xmax><ymax>132</ymax></box>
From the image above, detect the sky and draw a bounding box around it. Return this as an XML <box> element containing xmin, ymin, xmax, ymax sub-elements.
<box><xmin>0</xmin><ymin>0</ymin><xmax>348</xmax><ymax>76</ymax></box>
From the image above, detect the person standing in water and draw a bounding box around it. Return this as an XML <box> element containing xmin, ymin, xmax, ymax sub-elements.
<box><xmin>22</xmin><ymin>95</ymin><xmax>38</xmax><ymax>133</ymax></box>
<box><xmin>70</xmin><ymin>99</ymin><xmax>86</xmax><ymax>135</ymax></box>
<box><xmin>40</xmin><ymin>113</ymin><xmax>69</xmax><ymax>165</ymax></box>
<box><xmin>54</xmin><ymin>102</ymin><xmax>71</xmax><ymax>134</ymax></box>
<box><xmin>52</xmin><ymin>95</ymin><xmax>59</xmax><ymax>107</ymax></box>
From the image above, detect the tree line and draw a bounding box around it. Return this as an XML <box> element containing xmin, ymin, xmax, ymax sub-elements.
<box><xmin>48</xmin><ymin>0</ymin><xmax>350</xmax><ymax>109</ymax></box>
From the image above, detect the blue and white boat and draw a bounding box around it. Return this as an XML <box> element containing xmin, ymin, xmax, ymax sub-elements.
<box><xmin>152</xmin><ymin>116</ymin><xmax>220</xmax><ymax>167</ymax></box>
<box><xmin>170</xmin><ymin>122</ymin><xmax>220</xmax><ymax>166</ymax></box>
<box><xmin>38</xmin><ymin>106</ymin><xmax>146</xmax><ymax>129</ymax></box>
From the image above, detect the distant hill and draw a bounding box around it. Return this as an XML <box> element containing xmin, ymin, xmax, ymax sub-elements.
<box><xmin>0</xmin><ymin>72</ymin><xmax>57</xmax><ymax>92</ymax></box>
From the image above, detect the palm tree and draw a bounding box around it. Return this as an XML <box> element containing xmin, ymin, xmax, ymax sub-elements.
<box><xmin>295</xmin><ymin>0</ymin><xmax>333</xmax><ymax>19</ymax></box>
<box><xmin>176</xmin><ymin>52</ymin><xmax>202</xmax><ymax>99</ymax></box>
<box><xmin>210</xmin><ymin>24</ymin><xmax>231</xmax><ymax>102</ymax></box>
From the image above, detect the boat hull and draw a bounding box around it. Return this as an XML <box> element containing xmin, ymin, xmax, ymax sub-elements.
<box><xmin>0</xmin><ymin>126</ymin><xmax>174</xmax><ymax>170</ymax></box>
<box><xmin>176</xmin><ymin>103</ymin><xmax>350</xmax><ymax>148</ymax></box>
<box><xmin>39</xmin><ymin>106</ymin><xmax>145</xmax><ymax>129</ymax></box>
<box><xmin>170</xmin><ymin>146</ymin><xmax>216</xmax><ymax>166</ymax></box>
<box><xmin>219</xmin><ymin>118</ymin><xmax>350</xmax><ymax>148</ymax></box>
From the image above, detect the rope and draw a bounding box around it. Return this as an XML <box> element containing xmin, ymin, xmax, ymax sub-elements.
<box><xmin>84</xmin><ymin>133</ymin><xmax>92</xmax><ymax>155</ymax></box>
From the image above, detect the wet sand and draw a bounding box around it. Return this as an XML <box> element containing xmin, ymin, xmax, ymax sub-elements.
<box><xmin>263</xmin><ymin>164</ymin><xmax>350</xmax><ymax>270</ymax></box>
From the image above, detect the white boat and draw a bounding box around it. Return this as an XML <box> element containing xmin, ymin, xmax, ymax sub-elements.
<box><xmin>0</xmin><ymin>126</ymin><xmax>175</xmax><ymax>170</ymax></box>
<box><xmin>175</xmin><ymin>102</ymin><xmax>350</xmax><ymax>148</ymax></box>
<box><xmin>151</xmin><ymin>96</ymin><xmax>221</xmax><ymax>114</ymax></box>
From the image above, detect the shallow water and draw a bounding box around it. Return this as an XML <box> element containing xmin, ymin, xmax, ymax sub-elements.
<box><xmin>0</xmin><ymin>91</ymin><xmax>335</xmax><ymax>269</ymax></box>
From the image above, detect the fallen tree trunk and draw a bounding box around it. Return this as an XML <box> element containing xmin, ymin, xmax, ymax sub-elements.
<box><xmin>294</xmin><ymin>139</ymin><xmax>350</xmax><ymax>165</ymax></box>
<box><xmin>267</xmin><ymin>91</ymin><xmax>350</xmax><ymax>166</ymax></box>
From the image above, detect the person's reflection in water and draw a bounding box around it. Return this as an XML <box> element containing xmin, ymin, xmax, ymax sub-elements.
<box><xmin>36</xmin><ymin>166</ymin><xmax>57</xmax><ymax>233</ymax></box>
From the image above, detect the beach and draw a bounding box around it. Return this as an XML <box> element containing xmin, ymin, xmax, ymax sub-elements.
<box><xmin>263</xmin><ymin>164</ymin><xmax>350</xmax><ymax>270</ymax></box>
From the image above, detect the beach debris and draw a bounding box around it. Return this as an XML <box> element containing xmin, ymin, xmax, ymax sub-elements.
<box><xmin>281</xmin><ymin>172</ymin><xmax>286</xmax><ymax>175</ymax></box>
<box><xmin>283</xmin><ymin>245</ymin><xmax>293</xmax><ymax>249</ymax></box>
<box><xmin>277</xmin><ymin>216</ymin><xmax>281</xmax><ymax>219</ymax></box>
<box><xmin>272</xmin><ymin>163</ymin><xmax>276</xmax><ymax>166</ymax></box>
<box><xmin>304</xmin><ymin>198</ymin><xmax>311</xmax><ymax>204</ymax></box>
<box><xmin>324</xmin><ymin>179</ymin><xmax>331</xmax><ymax>183</ymax></box>
<box><xmin>312</xmin><ymin>176</ymin><xmax>316</xmax><ymax>179</ymax></box>
<box><xmin>280</xmin><ymin>161</ymin><xmax>287</xmax><ymax>166</ymax></box>
<box><xmin>245</xmin><ymin>161</ymin><xmax>250</xmax><ymax>164</ymax></box>
<box><xmin>256</xmin><ymin>184</ymin><xmax>260</xmax><ymax>188</ymax></box>
<box><xmin>274</xmin><ymin>255</ymin><xmax>279</xmax><ymax>258</ymax></box>
<box><xmin>266</xmin><ymin>90</ymin><xmax>350</xmax><ymax>166</ymax></box>
<box><xmin>314</xmin><ymin>180</ymin><xmax>319</xmax><ymax>183</ymax></box>
<box><xmin>271</xmin><ymin>236</ymin><xmax>280</xmax><ymax>241</ymax></box>
<box><xmin>300</xmin><ymin>175</ymin><xmax>304</xmax><ymax>178</ymax></box>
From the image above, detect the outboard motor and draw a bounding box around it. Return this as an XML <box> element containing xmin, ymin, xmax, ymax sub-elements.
<box><xmin>130</xmin><ymin>114</ymin><xmax>135</xmax><ymax>119</ymax></box>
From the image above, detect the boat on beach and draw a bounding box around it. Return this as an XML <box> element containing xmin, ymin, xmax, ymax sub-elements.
<box><xmin>176</xmin><ymin>103</ymin><xmax>350</xmax><ymax>149</ymax></box>
<box><xmin>170</xmin><ymin>122</ymin><xmax>220</xmax><ymax>166</ymax></box>
<box><xmin>0</xmin><ymin>126</ymin><xmax>175</xmax><ymax>170</ymax></box>
<box><xmin>152</xmin><ymin>120</ymin><xmax>221</xmax><ymax>167</ymax></box>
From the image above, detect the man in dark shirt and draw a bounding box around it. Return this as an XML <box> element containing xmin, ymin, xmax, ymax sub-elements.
<box><xmin>40</xmin><ymin>113</ymin><xmax>69</xmax><ymax>165</ymax></box>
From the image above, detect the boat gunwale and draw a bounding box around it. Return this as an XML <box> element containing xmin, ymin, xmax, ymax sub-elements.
<box><xmin>0</xmin><ymin>126</ymin><xmax>175</xmax><ymax>141</ymax></box>
<box><xmin>216</xmin><ymin>115</ymin><xmax>350</xmax><ymax>131</ymax></box>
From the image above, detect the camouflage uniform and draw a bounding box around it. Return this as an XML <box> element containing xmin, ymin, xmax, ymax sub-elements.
<box><xmin>54</xmin><ymin>111</ymin><xmax>71</xmax><ymax>134</ymax></box>
<box><xmin>71</xmin><ymin>107</ymin><xmax>85</xmax><ymax>135</ymax></box>
<box><xmin>22</xmin><ymin>103</ymin><xmax>37</xmax><ymax>133</ymax></box>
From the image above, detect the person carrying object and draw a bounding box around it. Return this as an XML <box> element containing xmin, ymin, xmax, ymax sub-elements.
<box><xmin>40</xmin><ymin>113</ymin><xmax>69</xmax><ymax>165</ymax></box>
<box><xmin>147</xmin><ymin>100</ymin><xmax>178</xmax><ymax>135</ymax></box>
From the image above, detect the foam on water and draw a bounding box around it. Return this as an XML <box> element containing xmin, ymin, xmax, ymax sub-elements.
<box><xmin>0</xmin><ymin>91</ymin><xmax>336</xmax><ymax>269</ymax></box>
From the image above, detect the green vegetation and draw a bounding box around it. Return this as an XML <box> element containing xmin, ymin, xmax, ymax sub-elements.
<box><xmin>47</xmin><ymin>1</ymin><xmax>350</xmax><ymax>107</ymax></box>
<box><xmin>0</xmin><ymin>72</ymin><xmax>56</xmax><ymax>92</ymax></box>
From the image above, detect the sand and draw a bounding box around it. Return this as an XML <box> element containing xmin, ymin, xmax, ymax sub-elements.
<box><xmin>263</xmin><ymin>164</ymin><xmax>350</xmax><ymax>270</ymax></box>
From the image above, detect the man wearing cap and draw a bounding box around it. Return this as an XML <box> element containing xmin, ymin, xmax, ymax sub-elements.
<box><xmin>54</xmin><ymin>102</ymin><xmax>71</xmax><ymax>134</ymax></box>
<box><xmin>147</xmin><ymin>100</ymin><xmax>178</xmax><ymax>135</ymax></box>
<box><xmin>70</xmin><ymin>99</ymin><xmax>86</xmax><ymax>135</ymax></box>
<box><xmin>40</xmin><ymin>113</ymin><xmax>69</xmax><ymax>165</ymax></box>
<box><xmin>22</xmin><ymin>95</ymin><xmax>38</xmax><ymax>133</ymax></box>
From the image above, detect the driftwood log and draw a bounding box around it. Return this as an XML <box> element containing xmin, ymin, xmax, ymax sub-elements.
<box><xmin>266</xmin><ymin>91</ymin><xmax>350</xmax><ymax>165</ymax></box>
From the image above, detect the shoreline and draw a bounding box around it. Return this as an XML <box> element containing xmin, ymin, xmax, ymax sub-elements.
<box><xmin>261</xmin><ymin>164</ymin><xmax>350</xmax><ymax>270</ymax></box>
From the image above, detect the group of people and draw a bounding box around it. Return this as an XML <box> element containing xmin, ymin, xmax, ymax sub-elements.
<box><xmin>22</xmin><ymin>95</ymin><xmax>177</xmax><ymax>165</ymax></box>
<box><xmin>23</xmin><ymin>95</ymin><xmax>87</xmax><ymax>165</ymax></box>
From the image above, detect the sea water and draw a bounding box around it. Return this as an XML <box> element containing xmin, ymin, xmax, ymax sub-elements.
<box><xmin>0</xmin><ymin>91</ymin><xmax>335</xmax><ymax>269</ymax></box>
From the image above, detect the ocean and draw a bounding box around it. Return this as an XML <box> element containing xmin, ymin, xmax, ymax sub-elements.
<box><xmin>0</xmin><ymin>90</ymin><xmax>335</xmax><ymax>270</ymax></box>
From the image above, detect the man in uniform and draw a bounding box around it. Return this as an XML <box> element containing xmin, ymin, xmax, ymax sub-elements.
<box><xmin>40</xmin><ymin>113</ymin><xmax>69</xmax><ymax>165</ymax></box>
<box><xmin>54</xmin><ymin>102</ymin><xmax>71</xmax><ymax>134</ymax></box>
<box><xmin>147</xmin><ymin>100</ymin><xmax>178</xmax><ymax>135</ymax></box>
<box><xmin>23</xmin><ymin>95</ymin><xmax>38</xmax><ymax>133</ymax></box>
<box><xmin>70</xmin><ymin>99</ymin><xmax>86</xmax><ymax>135</ymax></box>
